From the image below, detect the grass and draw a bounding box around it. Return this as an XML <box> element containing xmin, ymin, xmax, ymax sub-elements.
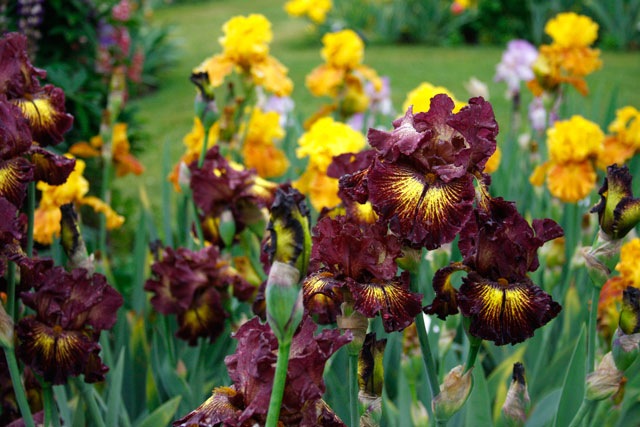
<box><xmin>123</xmin><ymin>0</ymin><xmax>640</xmax><ymax>215</ymax></box>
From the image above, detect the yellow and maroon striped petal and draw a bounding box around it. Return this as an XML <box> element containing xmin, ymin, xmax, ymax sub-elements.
<box><xmin>0</xmin><ymin>156</ymin><xmax>33</xmax><ymax>207</ymax></box>
<box><xmin>367</xmin><ymin>159</ymin><xmax>475</xmax><ymax>249</ymax></box>
<box><xmin>12</xmin><ymin>85</ymin><xmax>73</xmax><ymax>146</ymax></box>
<box><xmin>29</xmin><ymin>146</ymin><xmax>76</xmax><ymax>185</ymax></box>
<box><xmin>349</xmin><ymin>272</ymin><xmax>423</xmax><ymax>332</ymax></box>
<box><xmin>302</xmin><ymin>271</ymin><xmax>344</xmax><ymax>324</ymax></box>
<box><xmin>173</xmin><ymin>386</ymin><xmax>240</xmax><ymax>427</ymax></box>
<box><xmin>457</xmin><ymin>273</ymin><xmax>561</xmax><ymax>346</ymax></box>
<box><xmin>424</xmin><ymin>262</ymin><xmax>469</xmax><ymax>320</ymax></box>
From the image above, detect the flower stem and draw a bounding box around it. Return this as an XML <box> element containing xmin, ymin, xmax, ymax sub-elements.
<box><xmin>43</xmin><ymin>383</ymin><xmax>60</xmax><ymax>427</ymax></box>
<box><xmin>464</xmin><ymin>341</ymin><xmax>481</xmax><ymax>373</ymax></box>
<box><xmin>265</xmin><ymin>339</ymin><xmax>291</xmax><ymax>427</ymax></box>
<box><xmin>197</xmin><ymin>128</ymin><xmax>210</xmax><ymax>168</ymax></box>
<box><xmin>26</xmin><ymin>182</ymin><xmax>35</xmax><ymax>257</ymax></box>
<box><xmin>415</xmin><ymin>313</ymin><xmax>440</xmax><ymax>399</ymax></box>
<box><xmin>4</xmin><ymin>349</ymin><xmax>35</xmax><ymax>427</ymax></box>
<box><xmin>77</xmin><ymin>379</ymin><xmax>106</xmax><ymax>427</ymax></box>
<box><xmin>349</xmin><ymin>352</ymin><xmax>360</xmax><ymax>427</ymax></box>
<box><xmin>6</xmin><ymin>261</ymin><xmax>16</xmax><ymax>320</ymax></box>
<box><xmin>587</xmin><ymin>286</ymin><xmax>601</xmax><ymax>373</ymax></box>
<box><xmin>567</xmin><ymin>399</ymin><xmax>595</xmax><ymax>427</ymax></box>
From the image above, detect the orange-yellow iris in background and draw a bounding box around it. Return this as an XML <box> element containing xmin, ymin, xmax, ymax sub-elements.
<box><xmin>168</xmin><ymin>118</ymin><xmax>219</xmax><ymax>192</ymax></box>
<box><xmin>34</xmin><ymin>156</ymin><xmax>124</xmax><ymax>245</ymax></box>
<box><xmin>530</xmin><ymin>115</ymin><xmax>604</xmax><ymax>203</ymax></box>
<box><xmin>241</xmin><ymin>108</ymin><xmax>289</xmax><ymax>178</ymax></box>
<box><xmin>597</xmin><ymin>106</ymin><xmax>640</xmax><ymax>169</ymax></box>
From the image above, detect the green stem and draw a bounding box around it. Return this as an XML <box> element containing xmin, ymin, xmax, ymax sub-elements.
<box><xmin>98</xmin><ymin>154</ymin><xmax>111</xmax><ymax>272</ymax></box>
<box><xmin>415</xmin><ymin>312</ymin><xmax>440</xmax><ymax>399</ymax></box>
<box><xmin>265</xmin><ymin>339</ymin><xmax>291</xmax><ymax>427</ymax></box>
<box><xmin>43</xmin><ymin>383</ymin><xmax>60</xmax><ymax>427</ymax></box>
<box><xmin>567</xmin><ymin>400</ymin><xmax>595</xmax><ymax>427</ymax></box>
<box><xmin>162</xmin><ymin>315</ymin><xmax>176</xmax><ymax>366</ymax></box>
<box><xmin>4</xmin><ymin>349</ymin><xmax>35</xmax><ymax>427</ymax></box>
<box><xmin>26</xmin><ymin>182</ymin><xmax>35</xmax><ymax>257</ymax></box>
<box><xmin>77</xmin><ymin>379</ymin><xmax>106</xmax><ymax>427</ymax></box>
<box><xmin>349</xmin><ymin>353</ymin><xmax>360</xmax><ymax>427</ymax></box>
<box><xmin>6</xmin><ymin>261</ymin><xmax>16</xmax><ymax>320</ymax></box>
<box><xmin>464</xmin><ymin>342</ymin><xmax>481</xmax><ymax>373</ymax></box>
<box><xmin>587</xmin><ymin>286</ymin><xmax>601</xmax><ymax>373</ymax></box>
<box><xmin>191</xmin><ymin>197</ymin><xmax>205</xmax><ymax>248</ymax></box>
<box><xmin>197</xmin><ymin>128</ymin><xmax>210</xmax><ymax>168</ymax></box>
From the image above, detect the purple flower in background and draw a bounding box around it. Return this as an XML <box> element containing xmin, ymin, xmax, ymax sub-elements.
<box><xmin>260</xmin><ymin>93</ymin><xmax>295</xmax><ymax>128</ymax></box>
<box><xmin>366</xmin><ymin>76</ymin><xmax>393</xmax><ymax>116</ymax></box>
<box><xmin>528</xmin><ymin>97</ymin><xmax>547</xmax><ymax>132</ymax></box>
<box><xmin>494</xmin><ymin>40</ymin><xmax>538</xmax><ymax>97</ymax></box>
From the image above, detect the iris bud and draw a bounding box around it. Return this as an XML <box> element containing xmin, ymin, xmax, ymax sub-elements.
<box><xmin>585</xmin><ymin>353</ymin><xmax>623</xmax><ymax>401</ymax></box>
<box><xmin>432</xmin><ymin>365</ymin><xmax>473</xmax><ymax>422</ymax></box>
<box><xmin>502</xmin><ymin>363</ymin><xmax>530</xmax><ymax>427</ymax></box>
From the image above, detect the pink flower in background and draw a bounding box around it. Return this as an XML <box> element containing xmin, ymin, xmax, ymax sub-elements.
<box><xmin>111</xmin><ymin>0</ymin><xmax>132</xmax><ymax>22</ymax></box>
<box><xmin>528</xmin><ymin>97</ymin><xmax>547</xmax><ymax>132</ymax></box>
<box><xmin>495</xmin><ymin>40</ymin><xmax>538</xmax><ymax>97</ymax></box>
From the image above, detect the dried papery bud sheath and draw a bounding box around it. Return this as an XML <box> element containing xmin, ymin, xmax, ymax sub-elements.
<box><xmin>585</xmin><ymin>353</ymin><xmax>623</xmax><ymax>401</ymax></box>
<box><xmin>60</xmin><ymin>204</ymin><xmax>94</xmax><ymax>273</ymax></box>
<box><xmin>432</xmin><ymin>365</ymin><xmax>473</xmax><ymax>422</ymax></box>
<box><xmin>0</xmin><ymin>303</ymin><xmax>13</xmax><ymax>349</ymax></box>
<box><xmin>591</xmin><ymin>164</ymin><xmax>640</xmax><ymax>241</ymax></box>
<box><xmin>337</xmin><ymin>307</ymin><xmax>369</xmax><ymax>353</ymax></box>
<box><xmin>502</xmin><ymin>363</ymin><xmax>530</xmax><ymax>427</ymax></box>
<box><xmin>265</xmin><ymin>261</ymin><xmax>303</xmax><ymax>343</ymax></box>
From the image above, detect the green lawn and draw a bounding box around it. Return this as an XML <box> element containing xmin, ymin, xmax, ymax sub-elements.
<box><xmin>124</xmin><ymin>0</ymin><xmax>640</xmax><ymax>212</ymax></box>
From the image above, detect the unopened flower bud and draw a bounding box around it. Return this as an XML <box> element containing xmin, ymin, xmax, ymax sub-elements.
<box><xmin>585</xmin><ymin>353</ymin><xmax>623</xmax><ymax>401</ymax></box>
<box><xmin>358</xmin><ymin>332</ymin><xmax>386</xmax><ymax>399</ymax></box>
<box><xmin>60</xmin><ymin>204</ymin><xmax>94</xmax><ymax>273</ymax></box>
<box><xmin>502</xmin><ymin>363</ymin><xmax>530</xmax><ymax>426</ymax></box>
<box><xmin>432</xmin><ymin>365</ymin><xmax>473</xmax><ymax>422</ymax></box>
<box><xmin>219</xmin><ymin>210</ymin><xmax>236</xmax><ymax>248</ymax></box>
<box><xmin>190</xmin><ymin>71</ymin><xmax>218</xmax><ymax>130</ymax></box>
<box><xmin>0</xmin><ymin>303</ymin><xmax>13</xmax><ymax>349</ymax></box>
<box><xmin>612</xmin><ymin>328</ymin><xmax>640</xmax><ymax>371</ymax></box>
<box><xmin>396</xmin><ymin>246</ymin><xmax>421</xmax><ymax>273</ymax></box>
<box><xmin>265</xmin><ymin>261</ymin><xmax>303</xmax><ymax>343</ymax></box>
<box><xmin>619</xmin><ymin>286</ymin><xmax>640</xmax><ymax>336</ymax></box>
<box><xmin>591</xmin><ymin>164</ymin><xmax>640</xmax><ymax>240</ymax></box>
<box><xmin>411</xmin><ymin>401</ymin><xmax>430</xmax><ymax>427</ymax></box>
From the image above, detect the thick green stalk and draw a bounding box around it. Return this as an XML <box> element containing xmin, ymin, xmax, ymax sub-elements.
<box><xmin>77</xmin><ymin>379</ymin><xmax>106</xmax><ymax>427</ymax></box>
<box><xmin>191</xmin><ymin>197</ymin><xmax>206</xmax><ymax>248</ymax></box>
<box><xmin>464</xmin><ymin>342</ymin><xmax>481</xmax><ymax>373</ymax></box>
<box><xmin>4</xmin><ymin>349</ymin><xmax>35</xmax><ymax>427</ymax></box>
<box><xmin>349</xmin><ymin>353</ymin><xmax>359</xmax><ymax>427</ymax></box>
<box><xmin>265</xmin><ymin>339</ymin><xmax>291</xmax><ymax>427</ymax></box>
<box><xmin>98</xmin><ymin>153</ymin><xmax>112</xmax><ymax>272</ymax></box>
<box><xmin>197</xmin><ymin>129</ymin><xmax>210</xmax><ymax>168</ymax></box>
<box><xmin>6</xmin><ymin>262</ymin><xmax>16</xmax><ymax>320</ymax></box>
<box><xmin>567</xmin><ymin>400</ymin><xmax>595</xmax><ymax>427</ymax></box>
<box><xmin>43</xmin><ymin>383</ymin><xmax>60</xmax><ymax>427</ymax></box>
<box><xmin>415</xmin><ymin>313</ymin><xmax>440</xmax><ymax>399</ymax></box>
<box><xmin>26</xmin><ymin>182</ymin><xmax>35</xmax><ymax>257</ymax></box>
<box><xmin>587</xmin><ymin>286</ymin><xmax>601</xmax><ymax>373</ymax></box>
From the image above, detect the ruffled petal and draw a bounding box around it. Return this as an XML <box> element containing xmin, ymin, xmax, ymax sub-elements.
<box><xmin>0</xmin><ymin>96</ymin><xmax>32</xmax><ymax>158</ymax></box>
<box><xmin>80</xmin><ymin>196</ymin><xmax>125</xmax><ymax>229</ymax></box>
<box><xmin>0</xmin><ymin>157</ymin><xmax>33</xmax><ymax>207</ymax></box>
<box><xmin>367</xmin><ymin>159</ymin><xmax>475</xmax><ymax>249</ymax></box>
<box><xmin>457</xmin><ymin>273</ymin><xmax>561</xmax><ymax>345</ymax></box>
<box><xmin>29</xmin><ymin>146</ymin><xmax>76</xmax><ymax>185</ymax></box>
<box><xmin>0</xmin><ymin>33</ymin><xmax>46</xmax><ymax>97</ymax></box>
<box><xmin>424</xmin><ymin>262</ymin><xmax>468</xmax><ymax>320</ymax></box>
<box><xmin>302</xmin><ymin>271</ymin><xmax>344</xmax><ymax>324</ymax></box>
<box><xmin>176</xmin><ymin>286</ymin><xmax>228</xmax><ymax>346</ymax></box>
<box><xmin>12</xmin><ymin>85</ymin><xmax>73</xmax><ymax>146</ymax></box>
<box><xmin>349</xmin><ymin>272</ymin><xmax>423</xmax><ymax>332</ymax></box>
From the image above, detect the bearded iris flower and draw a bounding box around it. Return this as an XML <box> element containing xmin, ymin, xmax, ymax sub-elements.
<box><xmin>302</xmin><ymin>215</ymin><xmax>422</xmax><ymax>331</ymax></box>
<box><xmin>15</xmin><ymin>267</ymin><xmax>123</xmax><ymax>385</ymax></box>
<box><xmin>173</xmin><ymin>317</ymin><xmax>349</xmax><ymax>426</ymax></box>
<box><xmin>425</xmin><ymin>192</ymin><xmax>563</xmax><ymax>345</ymax></box>
<box><xmin>0</xmin><ymin>33</ymin><xmax>74</xmax><ymax>209</ymax></box>
<box><xmin>340</xmin><ymin>94</ymin><xmax>498</xmax><ymax>250</ymax></box>
<box><xmin>144</xmin><ymin>245</ymin><xmax>254</xmax><ymax>345</ymax></box>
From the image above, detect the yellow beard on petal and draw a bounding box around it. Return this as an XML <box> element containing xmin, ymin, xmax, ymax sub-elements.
<box><xmin>16</xmin><ymin>98</ymin><xmax>56</xmax><ymax>128</ymax></box>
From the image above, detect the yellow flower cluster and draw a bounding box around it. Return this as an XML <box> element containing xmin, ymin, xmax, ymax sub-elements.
<box><xmin>242</xmin><ymin>108</ymin><xmax>289</xmax><ymax>178</ymax></box>
<box><xmin>169</xmin><ymin>118</ymin><xmax>219</xmax><ymax>192</ymax></box>
<box><xmin>34</xmin><ymin>157</ymin><xmax>125</xmax><ymax>245</ymax></box>
<box><xmin>530</xmin><ymin>115</ymin><xmax>604</xmax><ymax>202</ymax></box>
<box><xmin>295</xmin><ymin>117</ymin><xmax>366</xmax><ymax>210</ymax></box>
<box><xmin>598</xmin><ymin>239</ymin><xmax>640</xmax><ymax>341</ymax></box>
<box><xmin>285</xmin><ymin>0</ymin><xmax>332</xmax><ymax>24</ymax></box>
<box><xmin>69</xmin><ymin>123</ymin><xmax>145</xmax><ymax>177</ymax></box>
<box><xmin>598</xmin><ymin>106</ymin><xmax>640</xmax><ymax>169</ymax></box>
<box><xmin>306</xmin><ymin>30</ymin><xmax>382</xmax><ymax>118</ymax></box>
<box><xmin>194</xmin><ymin>14</ymin><xmax>293</xmax><ymax>96</ymax></box>
<box><xmin>528</xmin><ymin>12</ymin><xmax>601</xmax><ymax>96</ymax></box>
<box><xmin>402</xmin><ymin>82</ymin><xmax>465</xmax><ymax>114</ymax></box>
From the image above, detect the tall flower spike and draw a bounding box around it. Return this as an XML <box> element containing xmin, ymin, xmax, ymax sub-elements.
<box><xmin>591</xmin><ymin>164</ymin><xmax>640</xmax><ymax>240</ymax></box>
<box><xmin>358</xmin><ymin>332</ymin><xmax>386</xmax><ymax>399</ymax></box>
<box><xmin>425</xmin><ymin>194</ymin><xmax>563</xmax><ymax>345</ymax></box>
<box><xmin>341</xmin><ymin>95</ymin><xmax>498</xmax><ymax>249</ymax></box>
<box><xmin>502</xmin><ymin>363</ymin><xmax>530</xmax><ymax>427</ymax></box>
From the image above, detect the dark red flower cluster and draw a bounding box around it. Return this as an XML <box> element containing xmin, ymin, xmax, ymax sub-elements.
<box><xmin>340</xmin><ymin>95</ymin><xmax>498</xmax><ymax>249</ymax></box>
<box><xmin>303</xmin><ymin>215</ymin><xmax>422</xmax><ymax>332</ymax></box>
<box><xmin>190</xmin><ymin>147</ymin><xmax>278</xmax><ymax>246</ymax></box>
<box><xmin>144</xmin><ymin>245</ymin><xmax>255</xmax><ymax>345</ymax></box>
<box><xmin>15</xmin><ymin>267</ymin><xmax>123</xmax><ymax>384</ymax></box>
<box><xmin>173</xmin><ymin>317</ymin><xmax>350</xmax><ymax>426</ymax></box>
<box><xmin>425</xmin><ymin>191</ymin><xmax>563</xmax><ymax>345</ymax></box>
<box><xmin>0</xmin><ymin>32</ymin><xmax>75</xmax><ymax>210</ymax></box>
